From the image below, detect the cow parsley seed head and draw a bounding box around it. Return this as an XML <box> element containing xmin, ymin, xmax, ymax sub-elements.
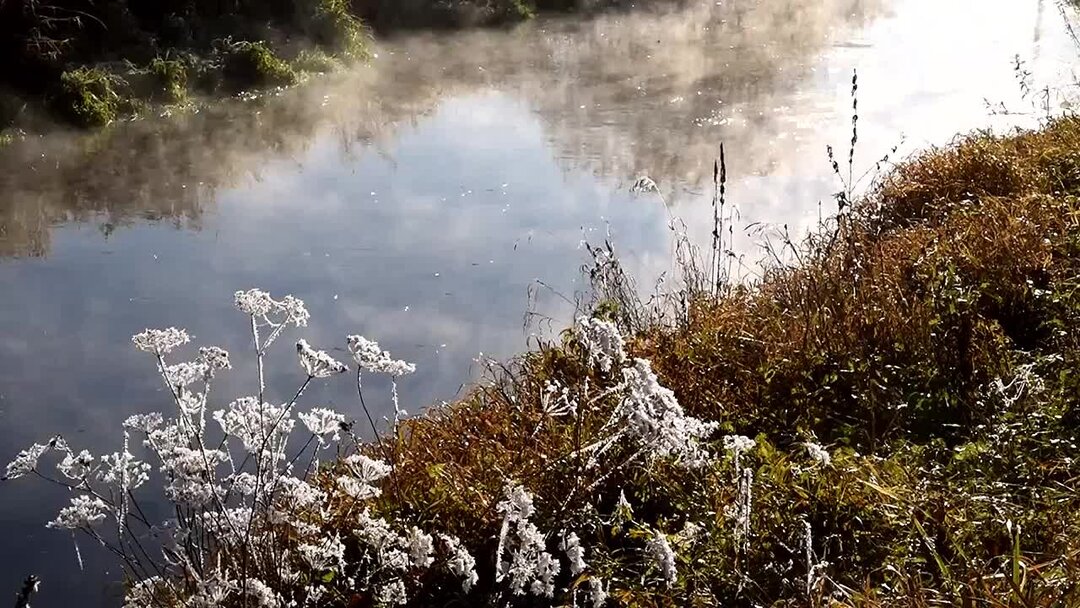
<box><xmin>296</xmin><ymin>339</ymin><xmax>348</xmax><ymax>378</ymax></box>
<box><xmin>440</xmin><ymin>534</ymin><xmax>479</xmax><ymax>592</ymax></box>
<box><xmin>235</xmin><ymin>289</ymin><xmax>276</xmax><ymax>316</ymax></box>
<box><xmin>408</xmin><ymin>526</ymin><xmax>435</xmax><ymax>568</ymax></box>
<box><xmin>198</xmin><ymin>346</ymin><xmax>231</xmax><ymax>370</ymax></box>
<box><xmin>576</xmin><ymin>316</ymin><xmax>626</xmax><ymax>373</ymax></box>
<box><xmin>4</xmin><ymin>441</ymin><xmax>52</xmax><ymax>479</ymax></box>
<box><xmin>723</xmin><ymin>435</ymin><xmax>756</xmax><ymax>456</ymax></box>
<box><xmin>132</xmin><ymin>327</ymin><xmax>190</xmax><ymax>355</ymax></box>
<box><xmin>299</xmin><ymin>408</ymin><xmax>346</xmax><ymax>442</ymax></box>
<box><xmin>164</xmin><ymin>361</ymin><xmax>211</xmax><ymax>387</ymax></box>
<box><xmin>57</xmin><ymin>449</ymin><xmax>95</xmax><ymax>480</ymax></box>
<box><xmin>560</xmin><ymin>531</ymin><xmax>587</xmax><ymax>576</ymax></box>
<box><xmin>586</xmin><ymin>577</ymin><xmax>609</xmax><ymax>607</ymax></box>
<box><xmin>124</xmin><ymin>577</ymin><xmax>166</xmax><ymax>608</ymax></box>
<box><xmin>100</xmin><ymin>449</ymin><xmax>151</xmax><ymax>491</ymax></box>
<box><xmin>242</xmin><ymin>578</ymin><xmax>281</xmax><ymax>608</ymax></box>
<box><xmin>123</xmin><ymin>412</ymin><xmax>164</xmax><ymax>433</ymax></box>
<box><xmin>47</xmin><ymin>495</ymin><xmax>109</xmax><ymax>529</ymax></box>
<box><xmin>646</xmin><ymin>530</ymin><xmax>677</xmax><ymax>586</ymax></box>
<box><xmin>343</xmin><ymin>454</ymin><xmax>392</xmax><ymax>484</ymax></box>
<box><xmin>347</xmin><ymin>335</ymin><xmax>416</xmax><ymax>376</ymax></box>
<box><xmin>279</xmin><ymin>295</ymin><xmax>310</xmax><ymax>327</ymax></box>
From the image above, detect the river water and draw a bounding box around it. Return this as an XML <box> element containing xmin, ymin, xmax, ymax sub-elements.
<box><xmin>0</xmin><ymin>0</ymin><xmax>1075</xmax><ymax>603</ymax></box>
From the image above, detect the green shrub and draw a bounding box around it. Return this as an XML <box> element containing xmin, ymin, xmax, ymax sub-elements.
<box><xmin>222</xmin><ymin>41</ymin><xmax>297</xmax><ymax>89</ymax></box>
<box><xmin>148</xmin><ymin>57</ymin><xmax>189</xmax><ymax>102</ymax></box>
<box><xmin>55</xmin><ymin>67</ymin><xmax>125</xmax><ymax>127</ymax></box>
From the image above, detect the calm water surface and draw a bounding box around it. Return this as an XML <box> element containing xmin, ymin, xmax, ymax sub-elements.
<box><xmin>0</xmin><ymin>0</ymin><xmax>1076</xmax><ymax>603</ymax></box>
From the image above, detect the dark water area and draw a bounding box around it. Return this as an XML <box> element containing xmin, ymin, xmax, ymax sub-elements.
<box><xmin>0</xmin><ymin>0</ymin><xmax>1076</xmax><ymax>603</ymax></box>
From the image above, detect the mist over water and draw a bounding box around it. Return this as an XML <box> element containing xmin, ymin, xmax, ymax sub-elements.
<box><xmin>0</xmin><ymin>0</ymin><xmax>1076</xmax><ymax>603</ymax></box>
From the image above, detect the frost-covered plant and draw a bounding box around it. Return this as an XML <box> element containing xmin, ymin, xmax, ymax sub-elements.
<box><xmin>496</xmin><ymin>483</ymin><xmax>561</xmax><ymax>597</ymax></box>
<box><xmin>576</xmin><ymin>315</ymin><xmax>626</xmax><ymax>373</ymax></box>
<box><xmin>2</xmin><ymin>288</ymin><xmax>440</xmax><ymax>607</ymax></box>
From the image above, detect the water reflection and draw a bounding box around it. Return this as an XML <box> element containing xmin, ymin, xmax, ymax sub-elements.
<box><xmin>0</xmin><ymin>0</ymin><xmax>1076</xmax><ymax>604</ymax></box>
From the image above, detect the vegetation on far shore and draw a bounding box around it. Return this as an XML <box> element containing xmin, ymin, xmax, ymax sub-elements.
<box><xmin>0</xmin><ymin>0</ymin><xmax>672</xmax><ymax>133</ymax></box>
<box><xmin>7</xmin><ymin>105</ymin><xmax>1080</xmax><ymax>606</ymax></box>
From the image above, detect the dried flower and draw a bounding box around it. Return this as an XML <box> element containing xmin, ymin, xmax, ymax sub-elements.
<box><xmin>47</xmin><ymin>495</ymin><xmax>109</xmax><ymax>529</ymax></box>
<box><xmin>646</xmin><ymin>530</ymin><xmax>677</xmax><ymax>586</ymax></box>
<box><xmin>347</xmin><ymin>335</ymin><xmax>416</xmax><ymax>376</ymax></box>
<box><xmin>132</xmin><ymin>327</ymin><xmax>190</xmax><ymax>355</ymax></box>
<box><xmin>296</xmin><ymin>339</ymin><xmax>348</xmax><ymax>378</ymax></box>
<box><xmin>298</xmin><ymin>408</ymin><xmax>346</xmax><ymax>442</ymax></box>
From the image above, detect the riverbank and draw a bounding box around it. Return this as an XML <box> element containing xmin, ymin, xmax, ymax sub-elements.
<box><xmin>0</xmin><ymin>0</ymin><xmax>682</xmax><ymax>133</ymax></box>
<box><xmin>346</xmin><ymin>114</ymin><xmax>1080</xmax><ymax>605</ymax></box>
<box><xmin>8</xmin><ymin>111</ymin><xmax>1080</xmax><ymax>606</ymax></box>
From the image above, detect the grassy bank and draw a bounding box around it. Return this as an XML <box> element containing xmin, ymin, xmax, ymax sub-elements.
<box><xmin>7</xmin><ymin>115</ymin><xmax>1080</xmax><ymax>605</ymax></box>
<box><xmin>0</xmin><ymin>0</ymin><xmax>676</xmax><ymax>133</ymax></box>
<box><xmin>342</xmin><ymin>115</ymin><xmax>1080</xmax><ymax>606</ymax></box>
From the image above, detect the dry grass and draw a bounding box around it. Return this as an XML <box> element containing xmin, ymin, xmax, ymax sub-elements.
<box><xmin>312</xmin><ymin>116</ymin><xmax>1080</xmax><ymax>606</ymax></box>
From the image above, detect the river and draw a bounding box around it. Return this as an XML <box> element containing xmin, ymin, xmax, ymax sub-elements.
<box><xmin>0</xmin><ymin>0</ymin><xmax>1075</xmax><ymax>603</ymax></box>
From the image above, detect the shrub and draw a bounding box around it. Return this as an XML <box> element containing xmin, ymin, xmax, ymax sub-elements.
<box><xmin>54</xmin><ymin>67</ymin><xmax>125</xmax><ymax>127</ymax></box>
<box><xmin>222</xmin><ymin>41</ymin><xmax>298</xmax><ymax>89</ymax></box>
<box><xmin>148</xmin><ymin>57</ymin><xmax>189</xmax><ymax>102</ymax></box>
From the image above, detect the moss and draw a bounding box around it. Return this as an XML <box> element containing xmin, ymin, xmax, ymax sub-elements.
<box><xmin>54</xmin><ymin>67</ymin><xmax>125</xmax><ymax>127</ymax></box>
<box><xmin>222</xmin><ymin>41</ymin><xmax>298</xmax><ymax>89</ymax></box>
<box><xmin>302</xmin><ymin>0</ymin><xmax>370</xmax><ymax>57</ymax></box>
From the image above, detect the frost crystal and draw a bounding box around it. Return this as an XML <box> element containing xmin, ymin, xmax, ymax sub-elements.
<box><xmin>47</xmin><ymin>495</ymin><xmax>110</xmax><ymax>529</ymax></box>
<box><xmin>214</xmin><ymin>397</ymin><xmax>294</xmax><ymax>455</ymax></box>
<box><xmin>576</xmin><ymin>316</ymin><xmax>626</xmax><ymax>373</ymax></box>
<box><xmin>235</xmin><ymin>289</ymin><xmax>277</xmax><ymax>316</ymax></box>
<box><xmin>123</xmin><ymin>413</ymin><xmax>164</xmax><ymax>433</ymax></box>
<box><xmin>296</xmin><ymin>339</ymin><xmax>348</xmax><ymax>378</ymax></box>
<box><xmin>617</xmin><ymin>358</ymin><xmax>718</xmax><ymax>467</ymax></box>
<box><xmin>298</xmin><ymin>408</ymin><xmax>345</xmax><ymax>442</ymax></box>
<box><xmin>646</xmin><ymin>530</ymin><xmax>677</xmax><ymax>586</ymax></box>
<box><xmin>347</xmin><ymin>335</ymin><xmax>416</xmax><ymax>376</ymax></box>
<box><xmin>132</xmin><ymin>327</ymin><xmax>190</xmax><ymax>355</ymax></box>
<box><xmin>124</xmin><ymin>577</ymin><xmax>165</xmax><ymax>608</ymax></box>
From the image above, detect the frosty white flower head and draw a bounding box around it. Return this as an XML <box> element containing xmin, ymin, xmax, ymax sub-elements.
<box><xmin>722</xmin><ymin>434</ymin><xmax>756</xmax><ymax>456</ymax></box>
<box><xmin>407</xmin><ymin>526</ymin><xmax>435</xmax><ymax>568</ymax></box>
<box><xmin>101</xmin><ymin>449</ymin><xmax>151</xmax><ymax>491</ymax></box>
<box><xmin>617</xmin><ymin>358</ymin><xmax>718</xmax><ymax>468</ymax></box>
<box><xmin>440</xmin><ymin>534</ymin><xmax>479</xmax><ymax>592</ymax></box>
<box><xmin>132</xmin><ymin>327</ymin><xmax>190</xmax><ymax>355</ymax></box>
<box><xmin>296</xmin><ymin>339</ymin><xmax>348</xmax><ymax>378</ymax></box>
<box><xmin>164</xmin><ymin>361</ymin><xmax>211</xmax><ymax>387</ymax></box>
<box><xmin>4</xmin><ymin>440</ymin><xmax>53</xmax><ymax>480</ymax></box>
<box><xmin>586</xmin><ymin>577</ymin><xmax>609</xmax><ymax>608</ymax></box>
<box><xmin>347</xmin><ymin>335</ymin><xmax>416</xmax><ymax>376</ymax></box>
<box><xmin>299</xmin><ymin>408</ymin><xmax>346</xmax><ymax>442</ymax></box>
<box><xmin>235</xmin><ymin>289</ymin><xmax>310</xmax><ymax>329</ymax></box>
<box><xmin>57</xmin><ymin>449</ymin><xmax>95</xmax><ymax>480</ymax></box>
<box><xmin>124</xmin><ymin>577</ymin><xmax>166</xmax><ymax>608</ymax></box>
<box><xmin>242</xmin><ymin>578</ymin><xmax>281</xmax><ymax>608</ymax></box>
<box><xmin>337</xmin><ymin>454</ymin><xmax>391</xmax><ymax>500</ymax></box>
<box><xmin>805</xmin><ymin>442</ymin><xmax>832</xmax><ymax>466</ymax></box>
<box><xmin>198</xmin><ymin>346</ymin><xmax>231</xmax><ymax>370</ymax></box>
<box><xmin>576</xmin><ymin>315</ymin><xmax>626</xmax><ymax>373</ymax></box>
<box><xmin>214</xmin><ymin>397</ymin><xmax>294</xmax><ymax>455</ymax></box>
<box><xmin>123</xmin><ymin>412</ymin><xmax>164</xmax><ymax>434</ymax></box>
<box><xmin>47</xmin><ymin>495</ymin><xmax>110</xmax><ymax>529</ymax></box>
<box><xmin>343</xmin><ymin>454</ymin><xmax>392</xmax><ymax>484</ymax></box>
<box><xmin>496</xmin><ymin>483</ymin><xmax>559</xmax><ymax>597</ymax></box>
<box><xmin>298</xmin><ymin>534</ymin><xmax>346</xmax><ymax>571</ymax></box>
<box><xmin>560</xmin><ymin>531</ymin><xmax>587</xmax><ymax>576</ymax></box>
<box><xmin>646</xmin><ymin>530</ymin><xmax>677</xmax><ymax>586</ymax></box>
